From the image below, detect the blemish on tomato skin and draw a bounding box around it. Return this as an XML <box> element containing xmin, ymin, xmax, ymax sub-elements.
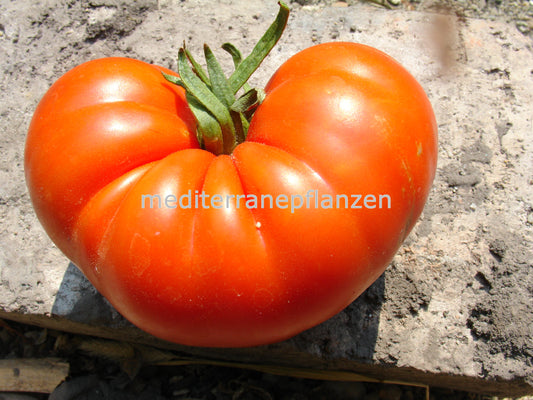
<box><xmin>400</xmin><ymin>159</ymin><xmax>413</xmax><ymax>184</ymax></box>
<box><xmin>416</xmin><ymin>142</ymin><xmax>423</xmax><ymax>156</ymax></box>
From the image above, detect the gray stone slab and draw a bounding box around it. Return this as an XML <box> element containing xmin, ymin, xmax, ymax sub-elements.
<box><xmin>1</xmin><ymin>0</ymin><xmax>532</xmax><ymax>396</ymax></box>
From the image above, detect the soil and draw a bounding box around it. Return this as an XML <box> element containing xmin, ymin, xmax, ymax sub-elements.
<box><xmin>0</xmin><ymin>319</ymin><xmax>507</xmax><ymax>400</ymax></box>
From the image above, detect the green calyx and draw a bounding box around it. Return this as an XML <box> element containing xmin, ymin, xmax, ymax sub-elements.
<box><xmin>163</xmin><ymin>2</ymin><xmax>289</xmax><ymax>155</ymax></box>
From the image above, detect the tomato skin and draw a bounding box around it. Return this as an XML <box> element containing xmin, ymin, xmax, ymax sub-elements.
<box><xmin>25</xmin><ymin>44</ymin><xmax>437</xmax><ymax>347</ymax></box>
<box><xmin>251</xmin><ymin>42</ymin><xmax>437</xmax><ymax>250</ymax></box>
<box><xmin>25</xmin><ymin>58</ymin><xmax>198</xmax><ymax>263</ymax></box>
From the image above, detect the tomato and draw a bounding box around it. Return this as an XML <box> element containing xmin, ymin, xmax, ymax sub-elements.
<box><xmin>25</xmin><ymin>35</ymin><xmax>436</xmax><ymax>346</ymax></box>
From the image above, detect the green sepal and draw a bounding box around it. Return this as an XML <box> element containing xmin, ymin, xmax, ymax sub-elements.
<box><xmin>186</xmin><ymin>93</ymin><xmax>224</xmax><ymax>155</ymax></box>
<box><xmin>221</xmin><ymin>43</ymin><xmax>252</xmax><ymax>93</ymax></box>
<box><xmin>161</xmin><ymin>72</ymin><xmax>185</xmax><ymax>89</ymax></box>
<box><xmin>178</xmin><ymin>48</ymin><xmax>236</xmax><ymax>154</ymax></box>
<box><xmin>204</xmin><ymin>44</ymin><xmax>246</xmax><ymax>144</ymax></box>
<box><xmin>222</xmin><ymin>42</ymin><xmax>243</xmax><ymax>65</ymax></box>
<box><xmin>231</xmin><ymin>88</ymin><xmax>263</xmax><ymax>113</ymax></box>
<box><xmin>228</xmin><ymin>1</ymin><xmax>289</xmax><ymax>94</ymax></box>
<box><xmin>162</xmin><ymin>2</ymin><xmax>290</xmax><ymax>154</ymax></box>
<box><xmin>204</xmin><ymin>44</ymin><xmax>235</xmax><ymax>107</ymax></box>
<box><xmin>183</xmin><ymin>45</ymin><xmax>211</xmax><ymax>87</ymax></box>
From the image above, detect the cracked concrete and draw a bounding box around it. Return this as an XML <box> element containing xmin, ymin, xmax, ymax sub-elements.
<box><xmin>0</xmin><ymin>0</ymin><xmax>532</xmax><ymax>396</ymax></box>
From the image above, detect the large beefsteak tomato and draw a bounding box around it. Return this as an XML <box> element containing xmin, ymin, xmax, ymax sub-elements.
<box><xmin>25</xmin><ymin>4</ymin><xmax>437</xmax><ymax>347</ymax></box>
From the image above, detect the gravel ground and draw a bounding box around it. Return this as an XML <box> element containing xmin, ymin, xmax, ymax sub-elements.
<box><xmin>297</xmin><ymin>0</ymin><xmax>533</xmax><ymax>38</ymax></box>
<box><xmin>307</xmin><ymin>0</ymin><xmax>533</xmax><ymax>23</ymax></box>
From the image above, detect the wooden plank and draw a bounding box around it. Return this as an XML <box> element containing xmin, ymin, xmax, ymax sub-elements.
<box><xmin>0</xmin><ymin>358</ymin><xmax>69</xmax><ymax>393</ymax></box>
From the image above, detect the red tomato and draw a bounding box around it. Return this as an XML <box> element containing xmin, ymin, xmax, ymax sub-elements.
<box><xmin>25</xmin><ymin>42</ymin><xmax>437</xmax><ymax>347</ymax></box>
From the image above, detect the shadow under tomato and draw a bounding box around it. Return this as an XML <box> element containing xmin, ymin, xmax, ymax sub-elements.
<box><xmin>286</xmin><ymin>275</ymin><xmax>384</xmax><ymax>361</ymax></box>
<box><xmin>51</xmin><ymin>262</ymin><xmax>131</xmax><ymax>328</ymax></box>
<box><xmin>52</xmin><ymin>261</ymin><xmax>383</xmax><ymax>361</ymax></box>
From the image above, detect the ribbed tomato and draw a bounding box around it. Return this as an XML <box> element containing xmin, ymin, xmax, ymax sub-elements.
<box><xmin>25</xmin><ymin>29</ymin><xmax>436</xmax><ymax>346</ymax></box>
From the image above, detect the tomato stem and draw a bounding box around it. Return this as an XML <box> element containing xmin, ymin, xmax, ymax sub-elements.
<box><xmin>163</xmin><ymin>1</ymin><xmax>289</xmax><ymax>155</ymax></box>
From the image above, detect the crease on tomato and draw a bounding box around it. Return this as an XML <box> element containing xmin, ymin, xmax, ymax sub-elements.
<box><xmin>89</xmin><ymin>149</ymin><xmax>215</xmax><ymax>322</ymax></box>
<box><xmin>188</xmin><ymin>154</ymin><xmax>216</xmax><ymax>271</ymax></box>
<box><xmin>246</xmin><ymin>66</ymin><xmax>436</xmax><ymax>264</ymax></box>
<box><xmin>232</xmin><ymin>142</ymin><xmax>368</xmax><ymax>264</ymax></box>
<box><xmin>198</xmin><ymin>155</ymin><xmax>270</xmax><ymax>268</ymax></box>
<box><xmin>26</xmin><ymin>99</ymin><xmax>199</xmax><ymax>257</ymax></box>
<box><xmin>226</xmin><ymin>155</ymin><xmax>268</xmax><ymax>251</ymax></box>
<box><xmin>72</xmin><ymin>161</ymin><xmax>160</xmax><ymax>289</ymax></box>
<box><xmin>185</xmin><ymin>155</ymin><xmax>286</xmax><ymax>343</ymax></box>
<box><xmin>229</xmin><ymin>141</ymin><xmax>384</xmax><ymax>336</ymax></box>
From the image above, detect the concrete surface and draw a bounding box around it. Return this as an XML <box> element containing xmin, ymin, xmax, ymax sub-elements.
<box><xmin>0</xmin><ymin>0</ymin><xmax>532</xmax><ymax>396</ymax></box>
